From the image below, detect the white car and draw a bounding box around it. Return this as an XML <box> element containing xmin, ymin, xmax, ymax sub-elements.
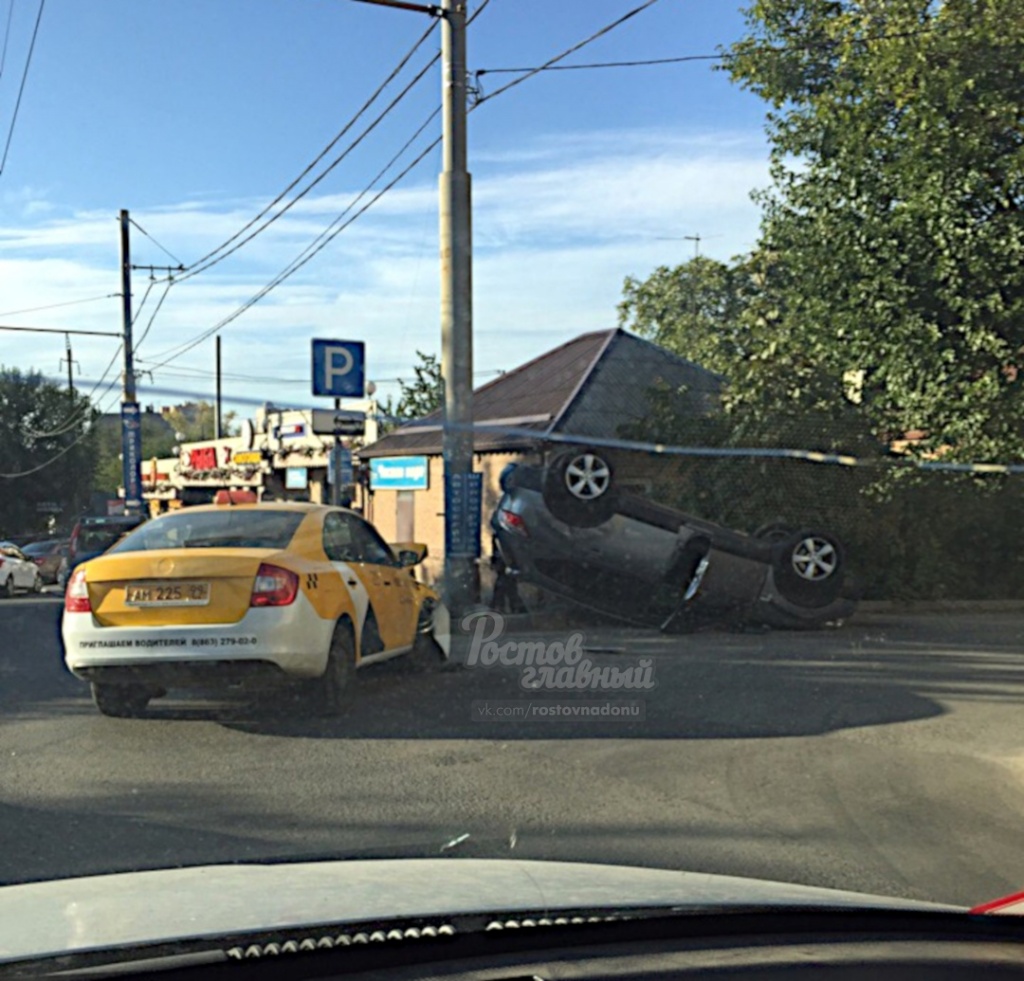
<box><xmin>0</xmin><ymin>542</ymin><xmax>43</xmax><ymax>597</ymax></box>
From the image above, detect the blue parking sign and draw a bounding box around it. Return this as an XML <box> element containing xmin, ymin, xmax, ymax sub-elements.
<box><xmin>312</xmin><ymin>339</ymin><xmax>365</xmax><ymax>398</ymax></box>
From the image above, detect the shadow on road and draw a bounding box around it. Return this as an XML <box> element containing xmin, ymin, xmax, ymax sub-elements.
<box><xmin>8</xmin><ymin>607</ymin><xmax>1024</xmax><ymax>740</ymax></box>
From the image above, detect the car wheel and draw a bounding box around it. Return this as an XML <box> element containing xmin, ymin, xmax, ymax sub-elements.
<box><xmin>91</xmin><ymin>682</ymin><xmax>151</xmax><ymax>718</ymax></box>
<box><xmin>316</xmin><ymin>621</ymin><xmax>356</xmax><ymax>715</ymax></box>
<box><xmin>1</xmin><ymin>576</ymin><xmax>14</xmax><ymax>599</ymax></box>
<box><xmin>398</xmin><ymin>599</ymin><xmax>448</xmax><ymax>673</ymax></box>
<box><xmin>772</xmin><ymin>529</ymin><xmax>845</xmax><ymax>608</ymax></box>
<box><xmin>542</xmin><ymin>448</ymin><xmax>618</xmax><ymax>528</ymax></box>
<box><xmin>31</xmin><ymin>571</ymin><xmax>43</xmax><ymax>593</ymax></box>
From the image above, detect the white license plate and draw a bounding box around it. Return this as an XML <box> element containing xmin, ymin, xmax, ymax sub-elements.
<box><xmin>125</xmin><ymin>581</ymin><xmax>211</xmax><ymax>607</ymax></box>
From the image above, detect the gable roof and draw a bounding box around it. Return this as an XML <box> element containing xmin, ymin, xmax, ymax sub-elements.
<box><xmin>361</xmin><ymin>328</ymin><xmax>720</xmax><ymax>458</ymax></box>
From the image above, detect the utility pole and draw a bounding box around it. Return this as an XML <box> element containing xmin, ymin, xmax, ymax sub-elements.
<box><xmin>60</xmin><ymin>332</ymin><xmax>78</xmax><ymax>405</ymax></box>
<box><xmin>214</xmin><ymin>334</ymin><xmax>223</xmax><ymax>440</ymax></box>
<box><xmin>684</xmin><ymin>233</ymin><xmax>701</xmax><ymax>259</ymax></box>
<box><xmin>119</xmin><ymin>209</ymin><xmax>143</xmax><ymax>516</ymax></box>
<box><xmin>440</xmin><ymin>0</ymin><xmax>476</xmax><ymax>614</ymax></box>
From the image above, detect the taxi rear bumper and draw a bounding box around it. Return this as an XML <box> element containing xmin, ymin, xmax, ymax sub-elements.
<box><xmin>62</xmin><ymin>595</ymin><xmax>334</xmax><ymax>686</ymax></box>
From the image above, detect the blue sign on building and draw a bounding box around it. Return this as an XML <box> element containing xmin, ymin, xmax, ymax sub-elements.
<box><xmin>444</xmin><ymin>472</ymin><xmax>483</xmax><ymax>558</ymax></box>
<box><xmin>369</xmin><ymin>456</ymin><xmax>429</xmax><ymax>491</ymax></box>
<box><xmin>120</xmin><ymin>401</ymin><xmax>143</xmax><ymax>512</ymax></box>
<box><xmin>312</xmin><ymin>339</ymin><xmax>365</xmax><ymax>398</ymax></box>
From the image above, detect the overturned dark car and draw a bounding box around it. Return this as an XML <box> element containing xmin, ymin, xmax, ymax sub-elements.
<box><xmin>490</xmin><ymin>447</ymin><xmax>858</xmax><ymax>631</ymax></box>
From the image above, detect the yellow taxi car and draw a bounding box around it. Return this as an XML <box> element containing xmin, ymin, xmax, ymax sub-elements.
<box><xmin>61</xmin><ymin>502</ymin><xmax>449</xmax><ymax>718</ymax></box>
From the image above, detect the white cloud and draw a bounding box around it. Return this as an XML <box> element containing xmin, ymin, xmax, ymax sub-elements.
<box><xmin>2</xmin><ymin>125</ymin><xmax>768</xmax><ymax>411</ymax></box>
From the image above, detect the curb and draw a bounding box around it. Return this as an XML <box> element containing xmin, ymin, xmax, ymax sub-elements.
<box><xmin>858</xmin><ymin>599</ymin><xmax>1024</xmax><ymax>615</ymax></box>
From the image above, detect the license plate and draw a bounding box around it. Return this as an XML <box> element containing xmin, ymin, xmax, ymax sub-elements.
<box><xmin>125</xmin><ymin>581</ymin><xmax>211</xmax><ymax>607</ymax></box>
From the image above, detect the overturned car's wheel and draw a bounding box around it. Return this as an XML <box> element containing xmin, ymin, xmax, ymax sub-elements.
<box><xmin>542</xmin><ymin>448</ymin><xmax>618</xmax><ymax>528</ymax></box>
<box><xmin>772</xmin><ymin>529</ymin><xmax>845</xmax><ymax>608</ymax></box>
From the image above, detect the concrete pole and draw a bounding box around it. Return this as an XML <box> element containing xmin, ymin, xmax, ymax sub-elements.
<box><xmin>440</xmin><ymin>0</ymin><xmax>475</xmax><ymax>613</ymax></box>
<box><xmin>119</xmin><ymin>209</ymin><xmax>142</xmax><ymax>515</ymax></box>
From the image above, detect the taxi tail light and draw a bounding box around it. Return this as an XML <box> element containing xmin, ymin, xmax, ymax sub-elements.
<box><xmin>250</xmin><ymin>563</ymin><xmax>299</xmax><ymax>607</ymax></box>
<box><xmin>65</xmin><ymin>568</ymin><xmax>91</xmax><ymax>613</ymax></box>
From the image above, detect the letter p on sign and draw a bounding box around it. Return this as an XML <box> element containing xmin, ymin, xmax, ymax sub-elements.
<box><xmin>312</xmin><ymin>339</ymin><xmax>365</xmax><ymax>398</ymax></box>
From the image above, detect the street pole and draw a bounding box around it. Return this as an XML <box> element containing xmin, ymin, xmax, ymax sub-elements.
<box><xmin>331</xmin><ymin>397</ymin><xmax>342</xmax><ymax>507</ymax></box>
<box><xmin>440</xmin><ymin>0</ymin><xmax>475</xmax><ymax>614</ymax></box>
<box><xmin>63</xmin><ymin>333</ymin><xmax>74</xmax><ymax>405</ymax></box>
<box><xmin>215</xmin><ymin>334</ymin><xmax>223</xmax><ymax>440</ymax></box>
<box><xmin>119</xmin><ymin>209</ymin><xmax>143</xmax><ymax>516</ymax></box>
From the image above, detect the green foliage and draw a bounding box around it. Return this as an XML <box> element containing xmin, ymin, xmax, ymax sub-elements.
<box><xmin>722</xmin><ymin>0</ymin><xmax>1024</xmax><ymax>459</ymax></box>
<box><xmin>381</xmin><ymin>351</ymin><xmax>443</xmax><ymax>433</ymax></box>
<box><xmin>91</xmin><ymin>411</ymin><xmax>180</xmax><ymax>495</ymax></box>
<box><xmin>0</xmin><ymin>368</ymin><xmax>98</xmax><ymax>535</ymax></box>
<box><xmin>163</xmin><ymin>402</ymin><xmax>237</xmax><ymax>443</ymax></box>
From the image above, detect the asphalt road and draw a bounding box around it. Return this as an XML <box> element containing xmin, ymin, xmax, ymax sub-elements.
<box><xmin>3</xmin><ymin>595</ymin><xmax>1024</xmax><ymax>909</ymax></box>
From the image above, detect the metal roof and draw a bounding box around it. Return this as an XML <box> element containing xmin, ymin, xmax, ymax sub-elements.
<box><xmin>361</xmin><ymin>328</ymin><xmax>720</xmax><ymax>458</ymax></box>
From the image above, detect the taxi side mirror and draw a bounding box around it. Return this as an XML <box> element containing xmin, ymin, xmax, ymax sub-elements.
<box><xmin>394</xmin><ymin>543</ymin><xmax>428</xmax><ymax>567</ymax></box>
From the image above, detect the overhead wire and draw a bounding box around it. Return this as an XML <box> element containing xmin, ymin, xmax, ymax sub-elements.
<box><xmin>473</xmin><ymin>0</ymin><xmax>661</xmax><ymax>105</ymax></box>
<box><xmin>143</xmin><ymin>105</ymin><xmax>443</xmax><ymax>371</ymax></box>
<box><xmin>132</xmin><ymin>278</ymin><xmax>173</xmax><ymax>353</ymax></box>
<box><xmin>23</xmin><ymin>343</ymin><xmax>123</xmax><ymax>438</ymax></box>
<box><xmin>178</xmin><ymin>18</ymin><xmax>438</xmax><ymax>279</ymax></box>
<box><xmin>0</xmin><ymin>0</ymin><xmax>16</xmax><ymax>78</ymax></box>
<box><xmin>0</xmin><ymin>0</ymin><xmax>44</xmax><ymax>176</ymax></box>
<box><xmin>0</xmin><ymin>293</ymin><xmax>118</xmax><ymax>318</ymax></box>
<box><xmin>128</xmin><ymin>217</ymin><xmax>185</xmax><ymax>268</ymax></box>
<box><xmin>4</xmin><ymin>376</ymin><xmax>121</xmax><ymax>477</ymax></box>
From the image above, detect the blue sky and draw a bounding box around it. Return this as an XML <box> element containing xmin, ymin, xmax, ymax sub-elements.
<box><xmin>0</xmin><ymin>0</ymin><xmax>770</xmax><ymax>417</ymax></box>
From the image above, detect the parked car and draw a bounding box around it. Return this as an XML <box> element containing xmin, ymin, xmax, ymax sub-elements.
<box><xmin>0</xmin><ymin>542</ymin><xmax>43</xmax><ymax>597</ymax></box>
<box><xmin>61</xmin><ymin>515</ymin><xmax>147</xmax><ymax>587</ymax></box>
<box><xmin>62</xmin><ymin>502</ymin><xmax>449</xmax><ymax>718</ymax></box>
<box><xmin>491</xmin><ymin>448</ymin><xmax>857</xmax><ymax>631</ymax></box>
<box><xmin>21</xmin><ymin>539</ymin><xmax>69</xmax><ymax>585</ymax></box>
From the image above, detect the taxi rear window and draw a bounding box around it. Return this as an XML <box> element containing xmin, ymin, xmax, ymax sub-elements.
<box><xmin>108</xmin><ymin>510</ymin><xmax>305</xmax><ymax>553</ymax></box>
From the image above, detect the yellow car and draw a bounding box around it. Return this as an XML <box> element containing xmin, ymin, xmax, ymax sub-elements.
<box><xmin>61</xmin><ymin>502</ymin><xmax>449</xmax><ymax>718</ymax></box>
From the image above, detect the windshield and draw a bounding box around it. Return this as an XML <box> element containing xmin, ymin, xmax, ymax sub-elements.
<box><xmin>2</xmin><ymin>0</ymin><xmax>1023</xmax><ymax>963</ymax></box>
<box><xmin>109</xmin><ymin>510</ymin><xmax>305</xmax><ymax>552</ymax></box>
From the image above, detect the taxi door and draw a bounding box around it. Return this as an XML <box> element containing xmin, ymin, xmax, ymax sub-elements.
<box><xmin>322</xmin><ymin>512</ymin><xmax>418</xmax><ymax>654</ymax></box>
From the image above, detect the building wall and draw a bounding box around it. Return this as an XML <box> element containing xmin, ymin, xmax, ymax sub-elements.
<box><xmin>366</xmin><ymin>450</ymin><xmax>532</xmax><ymax>585</ymax></box>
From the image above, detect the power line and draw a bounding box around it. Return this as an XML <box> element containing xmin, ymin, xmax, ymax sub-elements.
<box><xmin>0</xmin><ymin>293</ymin><xmax>118</xmax><ymax>318</ymax></box>
<box><xmin>128</xmin><ymin>217</ymin><xmax>185</xmax><ymax>267</ymax></box>
<box><xmin>178</xmin><ymin>20</ymin><xmax>438</xmax><ymax>280</ymax></box>
<box><xmin>145</xmin><ymin>106</ymin><xmax>443</xmax><ymax>371</ymax></box>
<box><xmin>132</xmin><ymin>279</ymin><xmax>173</xmax><ymax>353</ymax></box>
<box><xmin>473</xmin><ymin>25</ymin><xmax>946</xmax><ymax>85</ymax></box>
<box><xmin>1</xmin><ymin>378</ymin><xmax>121</xmax><ymax>479</ymax></box>
<box><xmin>24</xmin><ymin>343</ymin><xmax>123</xmax><ymax>438</ymax></box>
<box><xmin>477</xmin><ymin>53</ymin><xmax>721</xmax><ymax>76</ymax></box>
<box><xmin>474</xmin><ymin>0</ymin><xmax>662</xmax><ymax>105</ymax></box>
<box><xmin>0</xmin><ymin>0</ymin><xmax>44</xmax><ymax>176</ymax></box>
<box><xmin>0</xmin><ymin>0</ymin><xmax>15</xmax><ymax>78</ymax></box>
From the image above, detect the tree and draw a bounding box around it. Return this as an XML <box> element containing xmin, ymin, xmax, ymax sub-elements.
<box><xmin>722</xmin><ymin>0</ymin><xmax>1024</xmax><ymax>460</ymax></box>
<box><xmin>381</xmin><ymin>351</ymin><xmax>444</xmax><ymax>431</ymax></box>
<box><xmin>0</xmin><ymin>369</ymin><xmax>98</xmax><ymax>535</ymax></box>
<box><xmin>618</xmin><ymin>255</ymin><xmax>756</xmax><ymax>376</ymax></box>
<box><xmin>163</xmin><ymin>401</ymin><xmax>237</xmax><ymax>443</ymax></box>
<box><xmin>91</xmin><ymin>411</ymin><xmax>179</xmax><ymax>495</ymax></box>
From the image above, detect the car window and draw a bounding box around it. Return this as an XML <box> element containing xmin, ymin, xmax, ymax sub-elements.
<box><xmin>323</xmin><ymin>511</ymin><xmax>394</xmax><ymax>565</ymax></box>
<box><xmin>107</xmin><ymin>510</ymin><xmax>305</xmax><ymax>553</ymax></box>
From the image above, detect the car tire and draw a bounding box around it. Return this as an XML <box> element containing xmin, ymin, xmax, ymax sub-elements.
<box><xmin>317</xmin><ymin>621</ymin><xmax>356</xmax><ymax>715</ymax></box>
<box><xmin>398</xmin><ymin>599</ymin><xmax>448</xmax><ymax>673</ymax></box>
<box><xmin>772</xmin><ymin>529</ymin><xmax>845</xmax><ymax>608</ymax></box>
<box><xmin>1</xmin><ymin>576</ymin><xmax>14</xmax><ymax>599</ymax></box>
<box><xmin>31</xmin><ymin>571</ymin><xmax>42</xmax><ymax>594</ymax></box>
<box><xmin>91</xmin><ymin>682</ymin><xmax>151</xmax><ymax>718</ymax></box>
<box><xmin>542</xmin><ymin>448</ymin><xmax>619</xmax><ymax>528</ymax></box>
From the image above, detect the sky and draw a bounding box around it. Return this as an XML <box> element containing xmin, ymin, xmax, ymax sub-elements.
<box><xmin>0</xmin><ymin>0</ymin><xmax>771</xmax><ymax>419</ymax></box>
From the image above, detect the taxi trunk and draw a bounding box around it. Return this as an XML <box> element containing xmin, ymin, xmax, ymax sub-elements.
<box><xmin>83</xmin><ymin>549</ymin><xmax>280</xmax><ymax>627</ymax></box>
